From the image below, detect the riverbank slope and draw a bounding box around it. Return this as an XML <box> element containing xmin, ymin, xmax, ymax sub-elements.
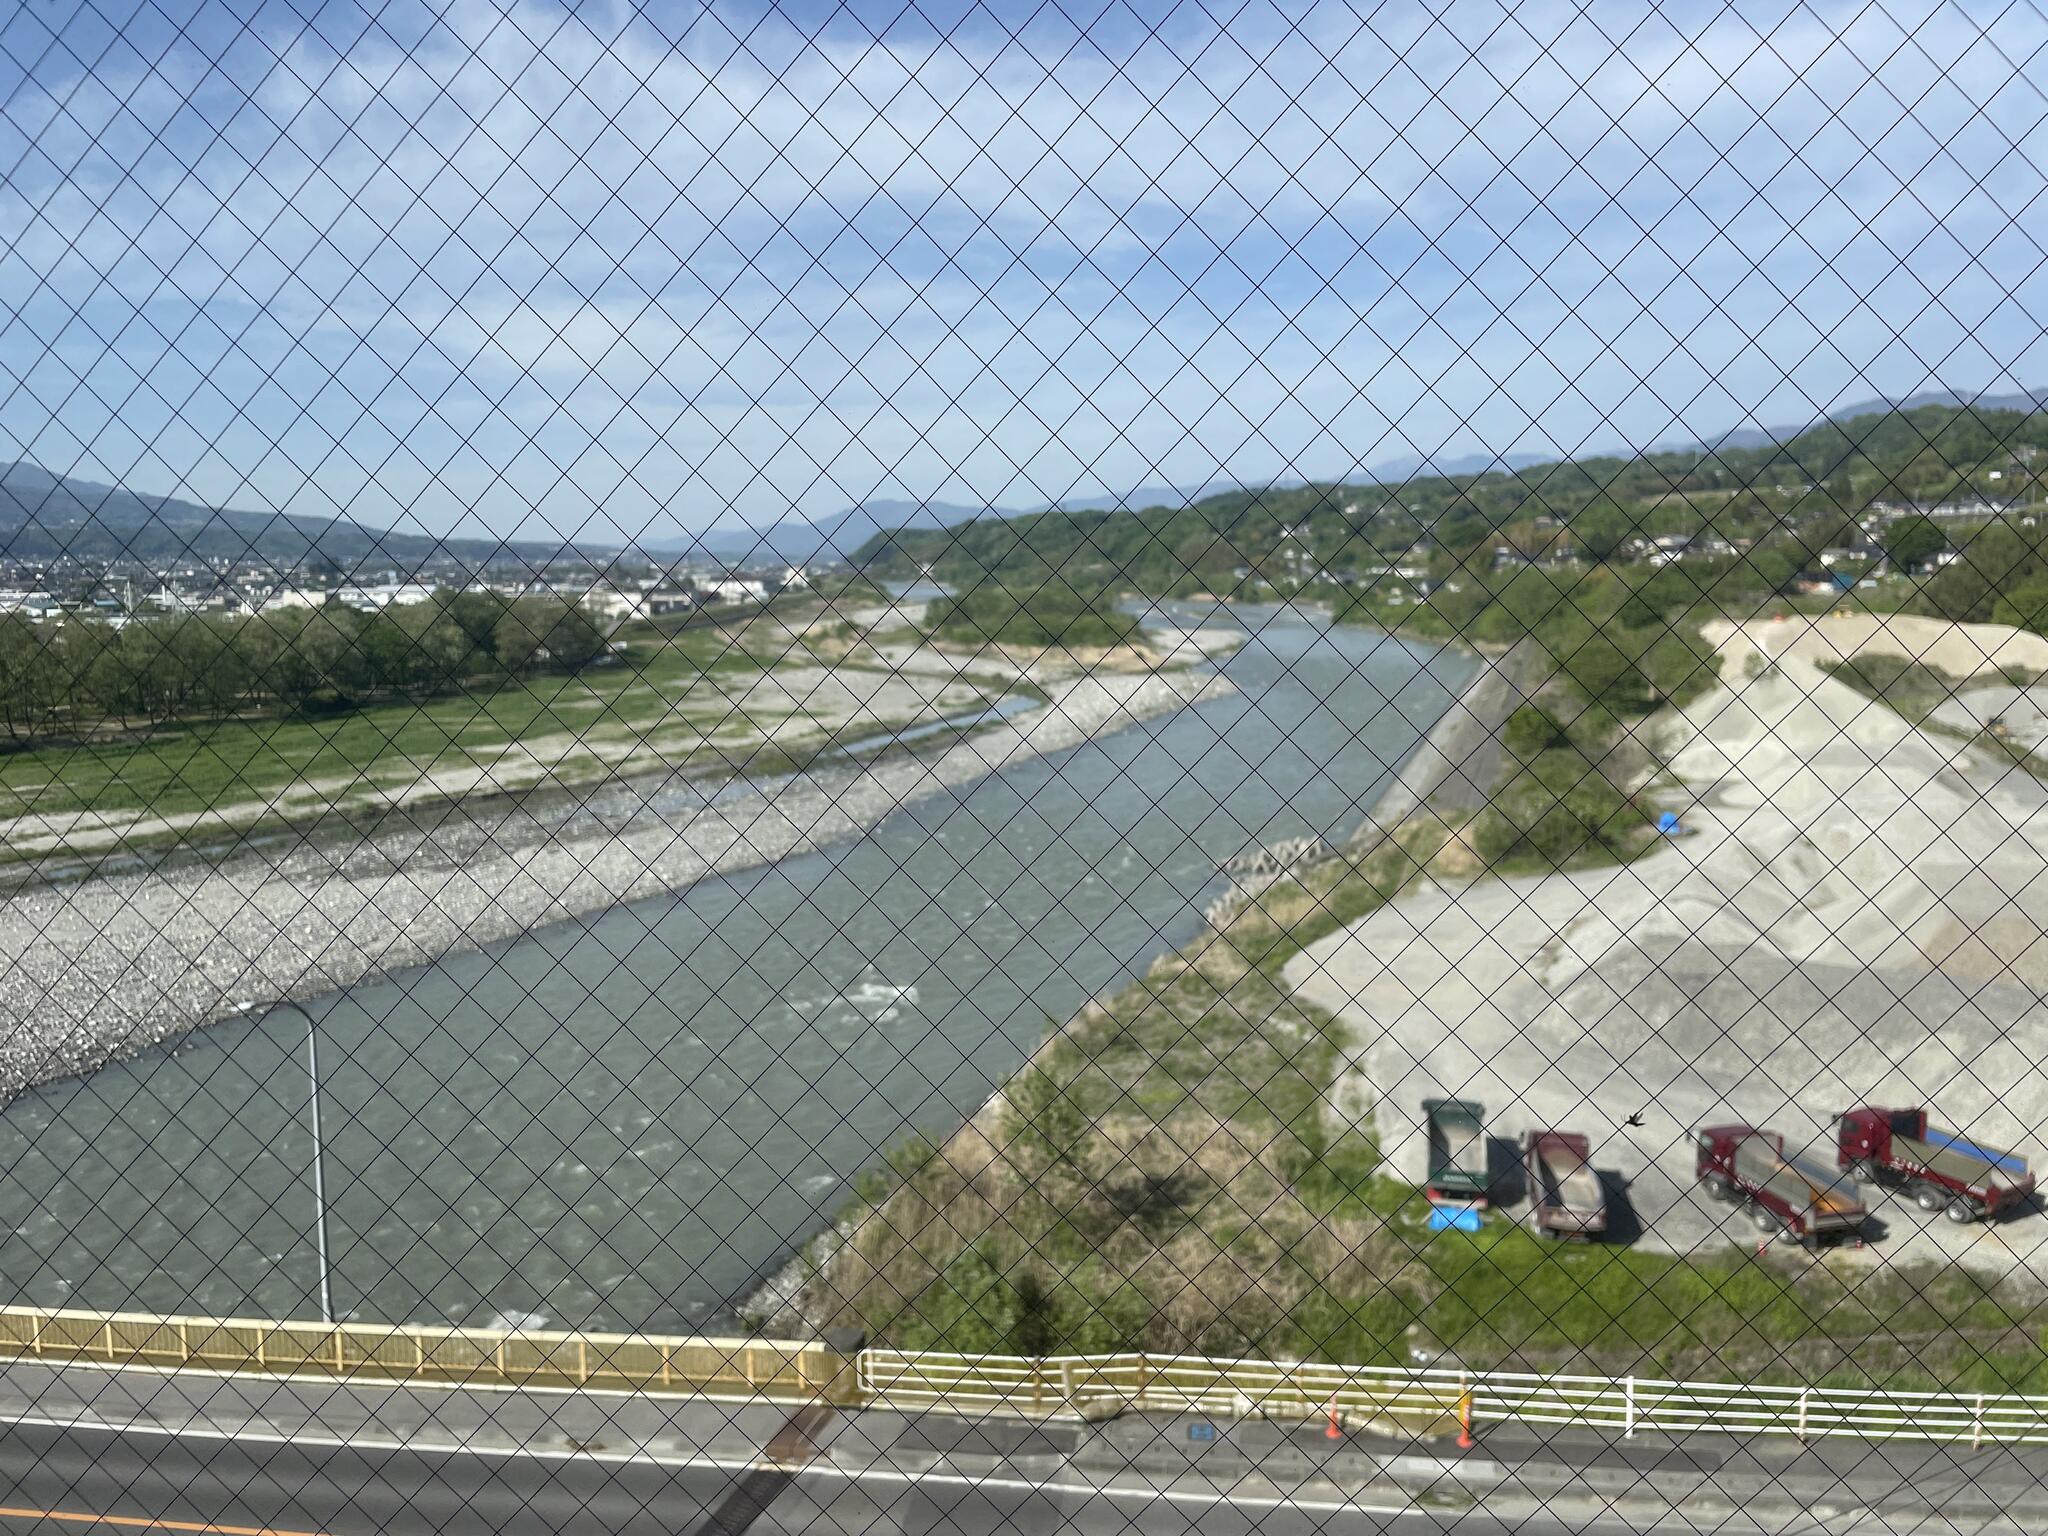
<box><xmin>786</xmin><ymin>626</ymin><xmax>1518</xmax><ymax>1349</ymax></box>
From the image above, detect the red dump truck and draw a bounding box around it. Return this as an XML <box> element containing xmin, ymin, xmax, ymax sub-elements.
<box><xmin>1523</xmin><ymin>1129</ymin><xmax>1606</xmax><ymax>1239</ymax></box>
<box><xmin>1837</xmin><ymin>1106</ymin><xmax>2036</xmax><ymax>1223</ymax></box>
<box><xmin>1696</xmin><ymin>1125</ymin><xmax>1866</xmax><ymax>1247</ymax></box>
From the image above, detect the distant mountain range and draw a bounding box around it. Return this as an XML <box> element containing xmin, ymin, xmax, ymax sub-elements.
<box><xmin>0</xmin><ymin>461</ymin><xmax>590</xmax><ymax>567</ymax></box>
<box><xmin>11</xmin><ymin>386</ymin><xmax>2043</xmax><ymax>571</ymax></box>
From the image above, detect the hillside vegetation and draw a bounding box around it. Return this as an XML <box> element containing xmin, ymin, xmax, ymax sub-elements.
<box><xmin>0</xmin><ymin>460</ymin><xmax>584</xmax><ymax>566</ymax></box>
<box><xmin>855</xmin><ymin>402</ymin><xmax>2048</xmax><ymax>633</ymax></box>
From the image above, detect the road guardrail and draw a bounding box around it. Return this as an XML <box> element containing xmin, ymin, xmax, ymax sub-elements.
<box><xmin>0</xmin><ymin>1304</ymin><xmax>847</xmax><ymax>1402</ymax></box>
<box><xmin>857</xmin><ymin>1349</ymin><xmax>1467</xmax><ymax>1426</ymax></box>
<box><xmin>4</xmin><ymin>1303</ymin><xmax>2045</xmax><ymax>1445</ymax></box>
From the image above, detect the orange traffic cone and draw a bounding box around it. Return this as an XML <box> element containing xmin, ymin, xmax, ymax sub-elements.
<box><xmin>1456</xmin><ymin>1390</ymin><xmax>1475</xmax><ymax>1450</ymax></box>
<box><xmin>1325</xmin><ymin>1398</ymin><xmax>1343</xmax><ymax>1439</ymax></box>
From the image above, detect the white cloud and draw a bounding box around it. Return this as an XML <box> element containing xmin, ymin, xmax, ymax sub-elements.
<box><xmin>1</xmin><ymin>0</ymin><xmax>2043</xmax><ymax>530</ymax></box>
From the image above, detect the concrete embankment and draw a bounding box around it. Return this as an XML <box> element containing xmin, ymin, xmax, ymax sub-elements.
<box><xmin>1197</xmin><ymin>635</ymin><xmax>1535</xmax><ymax>929</ymax></box>
<box><xmin>1358</xmin><ymin>635</ymin><xmax>1541</xmax><ymax>835</ymax></box>
<box><xmin>0</xmin><ymin>664</ymin><xmax>1233</xmax><ymax>1107</ymax></box>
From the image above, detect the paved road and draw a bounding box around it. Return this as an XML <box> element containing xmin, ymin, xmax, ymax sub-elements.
<box><xmin>0</xmin><ymin>1416</ymin><xmax>1644</xmax><ymax>1536</ymax></box>
<box><xmin>0</xmin><ymin>1358</ymin><xmax>2037</xmax><ymax>1535</ymax></box>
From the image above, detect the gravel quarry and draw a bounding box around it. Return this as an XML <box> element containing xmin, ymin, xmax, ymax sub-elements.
<box><xmin>1289</xmin><ymin>611</ymin><xmax>2048</xmax><ymax>1279</ymax></box>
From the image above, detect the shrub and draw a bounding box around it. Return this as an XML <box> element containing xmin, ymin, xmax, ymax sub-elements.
<box><xmin>925</xmin><ymin>582</ymin><xmax>1140</xmax><ymax>649</ymax></box>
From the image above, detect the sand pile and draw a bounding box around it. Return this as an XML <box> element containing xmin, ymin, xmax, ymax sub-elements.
<box><xmin>1289</xmin><ymin>612</ymin><xmax>2048</xmax><ymax>1271</ymax></box>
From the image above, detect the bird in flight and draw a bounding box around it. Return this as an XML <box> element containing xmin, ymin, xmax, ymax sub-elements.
<box><xmin>1624</xmin><ymin>1111</ymin><xmax>1648</xmax><ymax>1129</ymax></box>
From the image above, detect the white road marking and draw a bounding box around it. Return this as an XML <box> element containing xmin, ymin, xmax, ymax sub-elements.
<box><xmin>0</xmin><ymin>1405</ymin><xmax>1448</xmax><ymax>1519</ymax></box>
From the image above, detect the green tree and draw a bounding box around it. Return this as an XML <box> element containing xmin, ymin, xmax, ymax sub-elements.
<box><xmin>0</xmin><ymin>616</ymin><xmax>57</xmax><ymax>744</ymax></box>
<box><xmin>493</xmin><ymin>595</ymin><xmax>607</xmax><ymax>675</ymax></box>
<box><xmin>1503</xmin><ymin>704</ymin><xmax>1571</xmax><ymax>760</ymax></box>
<box><xmin>1573</xmin><ymin>504</ymin><xmax>1637</xmax><ymax>562</ymax></box>
<box><xmin>167</xmin><ymin>615</ymin><xmax>246</xmax><ymax>715</ymax></box>
<box><xmin>261</xmin><ymin>606</ymin><xmax>364</xmax><ymax>708</ymax></box>
<box><xmin>908</xmin><ymin>1245</ymin><xmax>1023</xmax><ymax>1354</ymax></box>
<box><xmin>1920</xmin><ymin>522</ymin><xmax>2048</xmax><ymax>622</ymax></box>
<box><xmin>356</xmin><ymin>616</ymin><xmax>415</xmax><ymax>692</ymax></box>
<box><xmin>1993</xmin><ymin>571</ymin><xmax>2048</xmax><ymax>635</ymax></box>
<box><xmin>1883</xmin><ymin>515</ymin><xmax>1947</xmax><ymax>571</ymax></box>
<box><xmin>442</xmin><ymin>590</ymin><xmax>510</xmax><ymax>669</ymax></box>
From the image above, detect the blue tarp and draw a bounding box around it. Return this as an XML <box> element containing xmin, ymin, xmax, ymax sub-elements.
<box><xmin>1657</xmin><ymin>811</ymin><xmax>1682</xmax><ymax>834</ymax></box>
<box><xmin>1428</xmin><ymin>1203</ymin><xmax>1484</xmax><ymax>1233</ymax></box>
<box><xmin>1924</xmin><ymin>1125</ymin><xmax>2029</xmax><ymax>1175</ymax></box>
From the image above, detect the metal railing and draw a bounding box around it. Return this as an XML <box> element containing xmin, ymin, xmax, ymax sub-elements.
<box><xmin>0</xmin><ymin>1304</ymin><xmax>848</xmax><ymax>1402</ymax></box>
<box><xmin>860</xmin><ymin>1350</ymin><xmax>2048</xmax><ymax>1445</ymax></box>
<box><xmin>4</xmin><ymin>1304</ymin><xmax>2045</xmax><ymax>1447</ymax></box>
<box><xmin>858</xmin><ymin>1349</ymin><xmax>1468</xmax><ymax>1426</ymax></box>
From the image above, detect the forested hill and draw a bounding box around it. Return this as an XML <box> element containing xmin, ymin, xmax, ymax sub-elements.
<box><xmin>851</xmin><ymin>402</ymin><xmax>2048</xmax><ymax>599</ymax></box>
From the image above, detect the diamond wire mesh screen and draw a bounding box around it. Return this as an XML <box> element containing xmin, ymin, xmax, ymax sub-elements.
<box><xmin>3</xmin><ymin>0</ymin><xmax>2048</xmax><ymax>1528</ymax></box>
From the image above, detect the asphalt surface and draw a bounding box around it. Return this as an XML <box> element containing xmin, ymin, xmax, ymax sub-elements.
<box><xmin>0</xmin><ymin>1357</ymin><xmax>2039</xmax><ymax>1535</ymax></box>
<box><xmin>0</xmin><ymin>1417</ymin><xmax>1613</xmax><ymax>1536</ymax></box>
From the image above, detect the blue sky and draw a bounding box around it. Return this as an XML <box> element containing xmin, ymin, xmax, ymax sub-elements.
<box><xmin>2</xmin><ymin>0</ymin><xmax>2045</xmax><ymax>545</ymax></box>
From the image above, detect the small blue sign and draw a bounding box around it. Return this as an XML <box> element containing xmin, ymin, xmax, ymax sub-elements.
<box><xmin>1188</xmin><ymin>1421</ymin><xmax>1217</xmax><ymax>1442</ymax></box>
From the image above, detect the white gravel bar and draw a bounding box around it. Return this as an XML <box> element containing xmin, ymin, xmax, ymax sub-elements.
<box><xmin>0</xmin><ymin>665</ymin><xmax>1232</xmax><ymax>1104</ymax></box>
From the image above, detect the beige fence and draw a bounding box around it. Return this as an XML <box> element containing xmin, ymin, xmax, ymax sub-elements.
<box><xmin>8</xmin><ymin>1307</ymin><xmax>2048</xmax><ymax>1446</ymax></box>
<box><xmin>0</xmin><ymin>1305</ymin><xmax>852</xmax><ymax>1402</ymax></box>
<box><xmin>859</xmin><ymin>1349</ymin><xmax>1468</xmax><ymax>1427</ymax></box>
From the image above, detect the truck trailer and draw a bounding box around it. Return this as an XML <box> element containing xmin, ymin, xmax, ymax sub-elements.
<box><xmin>1837</xmin><ymin>1106</ymin><xmax>2035</xmax><ymax>1223</ymax></box>
<box><xmin>1423</xmin><ymin>1098</ymin><xmax>1488</xmax><ymax>1207</ymax></box>
<box><xmin>1696</xmin><ymin>1125</ymin><xmax>1866</xmax><ymax>1247</ymax></box>
<box><xmin>1523</xmin><ymin>1129</ymin><xmax>1606</xmax><ymax>1239</ymax></box>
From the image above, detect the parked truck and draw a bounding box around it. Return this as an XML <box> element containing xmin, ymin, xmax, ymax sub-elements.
<box><xmin>1423</xmin><ymin>1098</ymin><xmax>1488</xmax><ymax>1207</ymax></box>
<box><xmin>1837</xmin><ymin>1106</ymin><xmax>2035</xmax><ymax>1223</ymax></box>
<box><xmin>1696</xmin><ymin>1125</ymin><xmax>1866</xmax><ymax>1247</ymax></box>
<box><xmin>1523</xmin><ymin>1129</ymin><xmax>1606</xmax><ymax>1239</ymax></box>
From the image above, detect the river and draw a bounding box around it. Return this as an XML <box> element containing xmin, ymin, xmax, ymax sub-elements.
<box><xmin>0</xmin><ymin>601</ymin><xmax>1471</xmax><ymax>1334</ymax></box>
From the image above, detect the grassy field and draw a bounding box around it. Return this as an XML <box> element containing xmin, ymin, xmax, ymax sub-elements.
<box><xmin>1409</xmin><ymin>1220</ymin><xmax>2047</xmax><ymax>1390</ymax></box>
<box><xmin>0</xmin><ymin>599</ymin><xmax>1008</xmax><ymax>853</ymax></box>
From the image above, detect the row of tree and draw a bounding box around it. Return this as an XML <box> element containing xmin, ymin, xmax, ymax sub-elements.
<box><xmin>922</xmin><ymin>581</ymin><xmax>1141</xmax><ymax>650</ymax></box>
<box><xmin>0</xmin><ymin>590</ymin><xmax>608</xmax><ymax>746</ymax></box>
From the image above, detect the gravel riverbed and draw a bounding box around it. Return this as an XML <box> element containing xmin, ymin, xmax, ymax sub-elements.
<box><xmin>0</xmin><ymin>666</ymin><xmax>1233</xmax><ymax>1105</ymax></box>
